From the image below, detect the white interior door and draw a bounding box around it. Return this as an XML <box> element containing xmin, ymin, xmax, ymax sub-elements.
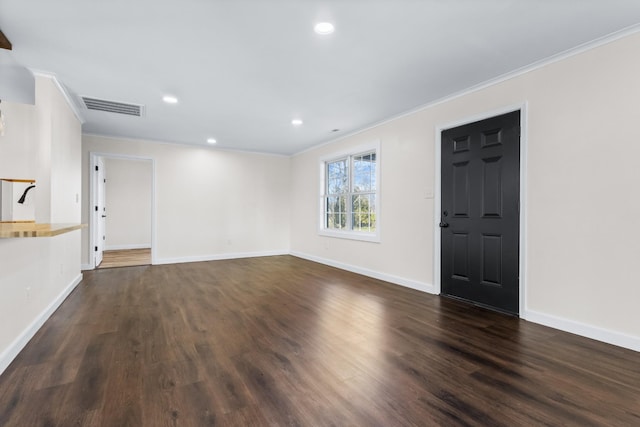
<box><xmin>95</xmin><ymin>157</ymin><xmax>106</xmax><ymax>267</ymax></box>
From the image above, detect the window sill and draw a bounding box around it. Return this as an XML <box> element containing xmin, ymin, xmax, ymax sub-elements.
<box><xmin>318</xmin><ymin>229</ymin><xmax>380</xmax><ymax>243</ymax></box>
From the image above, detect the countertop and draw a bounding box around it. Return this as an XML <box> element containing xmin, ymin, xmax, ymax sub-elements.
<box><xmin>0</xmin><ymin>223</ymin><xmax>86</xmax><ymax>238</ymax></box>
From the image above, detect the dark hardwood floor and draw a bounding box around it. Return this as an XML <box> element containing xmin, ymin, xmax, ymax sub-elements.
<box><xmin>0</xmin><ymin>255</ymin><xmax>638</xmax><ymax>426</ymax></box>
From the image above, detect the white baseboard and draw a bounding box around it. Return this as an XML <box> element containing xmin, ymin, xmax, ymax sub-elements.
<box><xmin>292</xmin><ymin>252</ymin><xmax>639</xmax><ymax>352</ymax></box>
<box><xmin>154</xmin><ymin>250</ymin><xmax>289</xmax><ymax>265</ymax></box>
<box><xmin>524</xmin><ymin>309</ymin><xmax>640</xmax><ymax>353</ymax></box>
<box><xmin>105</xmin><ymin>244</ymin><xmax>151</xmax><ymax>251</ymax></box>
<box><xmin>81</xmin><ymin>263</ymin><xmax>94</xmax><ymax>271</ymax></box>
<box><xmin>290</xmin><ymin>251</ymin><xmax>435</xmax><ymax>294</ymax></box>
<box><xmin>0</xmin><ymin>273</ymin><xmax>83</xmax><ymax>376</ymax></box>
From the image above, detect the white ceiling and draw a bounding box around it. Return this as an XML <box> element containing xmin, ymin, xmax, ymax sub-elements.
<box><xmin>1</xmin><ymin>1</ymin><xmax>640</xmax><ymax>155</ymax></box>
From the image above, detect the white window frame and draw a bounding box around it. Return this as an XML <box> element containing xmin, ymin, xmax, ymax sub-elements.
<box><xmin>318</xmin><ymin>140</ymin><xmax>381</xmax><ymax>242</ymax></box>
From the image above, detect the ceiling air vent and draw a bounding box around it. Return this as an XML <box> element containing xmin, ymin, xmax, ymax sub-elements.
<box><xmin>81</xmin><ymin>96</ymin><xmax>144</xmax><ymax>117</ymax></box>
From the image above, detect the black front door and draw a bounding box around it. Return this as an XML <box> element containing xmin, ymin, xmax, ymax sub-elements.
<box><xmin>440</xmin><ymin>111</ymin><xmax>520</xmax><ymax>315</ymax></box>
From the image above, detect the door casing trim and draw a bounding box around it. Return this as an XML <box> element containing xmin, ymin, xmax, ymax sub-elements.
<box><xmin>89</xmin><ymin>152</ymin><xmax>156</xmax><ymax>268</ymax></box>
<box><xmin>433</xmin><ymin>102</ymin><xmax>528</xmax><ymax>316</ymax></box>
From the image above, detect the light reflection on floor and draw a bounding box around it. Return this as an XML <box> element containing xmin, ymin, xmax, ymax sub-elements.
<box><xmin>311</xmin><ymin>281</ymin><xmax>389</xmax><ymax>392</ymax></box>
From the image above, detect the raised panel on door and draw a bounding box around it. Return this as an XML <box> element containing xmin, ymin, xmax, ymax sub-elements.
<box><xmin>452</xmin><ymin>161</ymin><xmax>470</xmax><ymax>218</ymax></box>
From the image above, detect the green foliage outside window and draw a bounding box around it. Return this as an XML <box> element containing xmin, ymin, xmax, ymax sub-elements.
<box><xmin>325</xmin><ymin>152</ymin><xmax>377</xmax><ymax>233</ymax></box>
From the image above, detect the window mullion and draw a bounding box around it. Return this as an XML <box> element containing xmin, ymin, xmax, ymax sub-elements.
<box><xmin>346</xmin><ymin>155</ymin><xmax>352</xmax><ymax>231</ymax></box>
<box><xmin>320</xmin><ymin>143</ymin><xmax>378</xmax><ymax>240</ymax></box>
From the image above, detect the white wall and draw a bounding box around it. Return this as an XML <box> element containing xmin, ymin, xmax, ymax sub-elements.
<box><xmin>104</xmin><ymin>157</ymin><xmax>152</xmax><ymax>250</ymax></box>
<box><xmin>81</xmin><ymin>136</ymin><xmax>290</xmax><ymax>265</ymax></box>
<box><xmin>49</xmin><ymin>80</ymin><xmax>82</xmax><ymax>223</ymax></box>
<box><xmin>290</xmin><ymin>31</ymin><xmax>640</xmax><ymax>349</ymax></box>
<box><xmin>0</xmin><ymin>76</ymin><xmax>82</xmax><ymax>374</ymax></box>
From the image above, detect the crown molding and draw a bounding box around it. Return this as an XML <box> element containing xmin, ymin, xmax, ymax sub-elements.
<box><xmin>30</xmin><ymin>70</ymin><xmax>85</xmax><ymax>124</ymax></box>
<box><xmin>293</xmin><ymin>23</ymin><xmax>640</xmax><ymax>157</ymax></box>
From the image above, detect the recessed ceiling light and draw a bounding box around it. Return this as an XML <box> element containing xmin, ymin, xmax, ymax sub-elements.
<box><xmin>314</xmin><ymin>22</ymin><xmax>335</xmax><ymax>35</ymax></box>
<box><xmin>162</xmin><ymin>95</ymin><xmax>178</xmax><ymax>104</ymax></box>
<box><xmin>291</xmin><ymin>119</ymin><xmax>303</xmax><ymax>126</ymax></box>
<box><xmin>207</xmin><ymin>138</ymin><xmax>217</xmax><ymax>144</ymax></box>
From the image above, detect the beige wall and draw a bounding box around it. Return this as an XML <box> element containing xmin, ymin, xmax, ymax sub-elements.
<box><xmin>291</xmin><ymin>114</ymin><xmax>435</xmax><ymax>292</ymax></box>
<box><xmin>0</xmin><ymin>76</ymin><xmax>82</xmax><ymax>373</ymax></box>
<box><xmin>291</xmin><ymin>32</ymin><xmax>640</xmax><ymax>345</ymax></box>
<box><xmin>81</xmin><ymin>136</ymin><xmax>291</xmax><ymax>265</ymax></box>
<box><xmin>104</xmin><ymin>158</ymin><xmax>152</xmax><ymax>249</ymax></box>
<box><xmin>49</xmin><ymin>81</ymin><xmax>82</xmax><ymax>223</ymax></box>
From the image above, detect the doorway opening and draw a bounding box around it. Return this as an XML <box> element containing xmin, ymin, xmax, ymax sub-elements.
<box><xmin>90</xmin><ymin>153</ymin><xmax>155</xmax><ymax>269</ymax></box>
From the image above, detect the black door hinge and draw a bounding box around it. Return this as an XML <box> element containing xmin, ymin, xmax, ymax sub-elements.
<box><xmin>94</xmin><ymin>246</ymin><xmax>98</xmax><ymax>252</ymax></box>
<box><xmin>95</xmin><ymin>165</ymin><xmax>99</xmax><ymax>171</ymax></box>
<box><xmin>95</xmin><ymin>206</ymin><xmax>98</xmax><ymax>211</ymax></box>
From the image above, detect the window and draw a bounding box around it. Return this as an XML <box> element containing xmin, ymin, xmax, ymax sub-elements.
<box><xmin>320</xmin><ymin>143</ymin><xmax>379</xmax><ymax>241</ymax></box>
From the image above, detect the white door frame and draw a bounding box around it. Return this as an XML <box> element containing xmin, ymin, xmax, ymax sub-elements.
<box><xmin>433</xmin><ymin>102</ymin><xmax>528</xmax><ymax>316</ymax></box>
<box><xmin>90</xmin><ymin>152</ymin><xmax>156</xmax><ymax>268</ymax></box>
<box><xmin>94</xmin><ymin>156</ymin><xmax>106</xmax><ymax>267</ymax></box>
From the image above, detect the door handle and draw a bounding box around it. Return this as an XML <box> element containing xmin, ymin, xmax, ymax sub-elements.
<box><xmin>101</xmin><ymin>215</ymin><xmax>107</xmax><ymax>218</ymax></box>
<box><xmin>440</xmin><ymin>210</ymin><xmax>449</xmax><ymax>228</ymax></box>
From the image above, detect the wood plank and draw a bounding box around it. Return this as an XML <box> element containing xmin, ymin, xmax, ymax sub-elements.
<box><xmin>0</xmin><ymin>29</ymin><xmax>11</xmax><ymax>50</ymax></box>
<box><xmin>0</xmin><ymin>223</ymin><xmax>85</xmax><ymax>238</ymax></box>
<box><xmin>0</xmin><ymin>178</ymin><xmax>35</xmax><ymax>183</ymax></box>
<box><xmin>98</xmin><ymin>248</ymin><xmax>151</xmax><ymax>268</ymax></box>
<box><xmin>0</xmin><ymin>255</ymin><xmax>638</xmax><ymax>426</ymax></box>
